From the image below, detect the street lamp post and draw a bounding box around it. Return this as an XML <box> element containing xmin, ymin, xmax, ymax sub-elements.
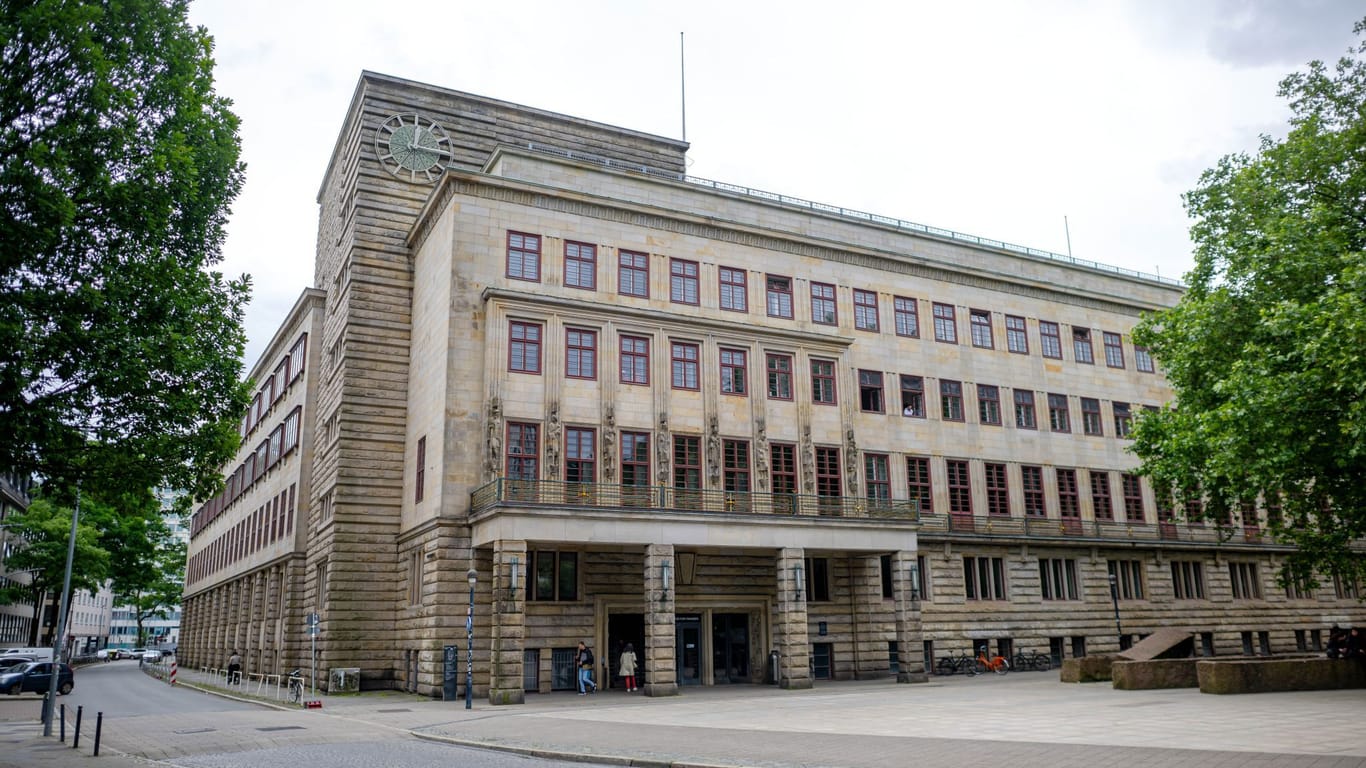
<box><xmin>1108</xmin><ymin>572</ymin><xmax>1124</xmax><ymax>651</ymax></box>
<box><xmin>43</xmin><ymin>483</ymin><xmax>81</xmax><ymax>736</ymax></box>
<box><xmin>465</xmin><ymin>567</ymin><xmax>476</xmax><ymax>710</ymax></box>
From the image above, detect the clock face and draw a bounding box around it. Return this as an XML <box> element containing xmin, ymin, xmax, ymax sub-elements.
<box><xmin>375</xmin><ymin>113</ymin><xmax>451</xmax><ymax>182</ymax></box>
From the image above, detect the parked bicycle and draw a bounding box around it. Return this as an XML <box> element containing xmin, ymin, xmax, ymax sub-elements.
<box><xmin>1012</xmin><ymin>648</ymin><xmax>1053</xmax><ymax>671</ymax></box>
<box><xmin>935</xmin><ymin>651</ymin><xmax>977</xmax><ymax>676</ymax></box>
<box><xmin>975</xmin><ymin>650</ymin><xmax>1009</xmax><ymax>675</ymax></box>
<box><xmin>287</xmin><ymin>668</ymin><xmax>304</xmax><ymax>704</ymax></box>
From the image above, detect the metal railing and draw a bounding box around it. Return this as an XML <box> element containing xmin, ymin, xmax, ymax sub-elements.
<box><xmin>471</xmin><ymin>478</ymin><xmax>918</xmax><ymax>521</ymax></box>
<box><xmin>918</xmin><ymin>512</ymin><xmax>1280</xmax><ymax>546</ymax></box>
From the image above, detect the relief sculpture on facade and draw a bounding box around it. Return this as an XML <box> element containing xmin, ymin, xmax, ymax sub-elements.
<box><xmin>754</xmin><ymin>417</ymin><xmax>769</xmax><ymax>491</ymax></box>
<box><xmin>602</xmin><ymin>404</ymin><xmax>617</xmax><ymax>482</ymax></box>
<box><xmin>485</xmin><ymin>396</ymin><xmax>503</xmax><ymax>479</ymax></box>
<box><xmin>844</xmin><ymin>427</ymin><xmax>859</xmax><ymax>496</ymax></box>
<box><xmin>706</xmin><ymin>414</ymin><xmax>721</xmax><ymax>487</ymax></box>
<box><xmin>656</xmin><ymin>412</ymin><xmax>670</xmax><ymax>486</ymax></box>
<box><xmin>800</xmin><ymin>425</ymin><xmax>815</xmax><ymax>493</ymax></box>
<box><xmin>546</xmin><ymin>401</ymin><xmax>562</xmax><ymax>480</ymax></box>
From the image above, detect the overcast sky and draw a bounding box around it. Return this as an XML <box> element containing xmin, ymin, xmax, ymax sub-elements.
<box><xmin>186</xmin><ymin>0</ymin><xmax>1362</xmax><ymax>368</ymax></box>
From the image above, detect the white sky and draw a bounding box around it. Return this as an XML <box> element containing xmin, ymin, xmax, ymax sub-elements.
<box><xmin>186</xmin><ymin>0</ymin><xmax>1363</xmax><ymax>368</ymax></box>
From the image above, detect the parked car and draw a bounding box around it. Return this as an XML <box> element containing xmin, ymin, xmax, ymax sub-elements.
<box><xmin>142</xmin><ymin>650</ymin><xmax>163</xmax><ymax>662</ymax></box>
<box><xmin>123</xmin><ymin>648</ymin><xmax>146</xmax><ymax>660</ymax></box>
<box><xmin>0</xmin><ymin>656</ymin><xmax>33</xmax><ymax>671</ymax></box>
<box><xmin>0</xmin><ymin>662</ymin><xmax>74</xmax><ymax>695</ymax></box>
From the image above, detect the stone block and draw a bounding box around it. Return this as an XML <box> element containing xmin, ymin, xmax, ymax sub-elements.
<box><xmin>1112</xmin><ymin>658</ymin><xmax>1198</xmax><ymax>689</ymax></box>
<box><xmin>1059</xmin><ymin>655</ymin><xmax>1116</xmax><ymax>683</ymax></box>
<box><xmin>1197</xmin><ymin>658</ymin><xmax>1366</xmax><ymax>694</ymax></box>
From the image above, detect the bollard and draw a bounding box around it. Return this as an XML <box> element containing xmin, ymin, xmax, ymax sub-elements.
<box><xmin>60</xmin><ymin>703</ymin><xmax>65</xmax><ymax>742</ymax></box>
<box><xmin>73</xmin><ymin>705</ymin><xmax>82</xmax><ymax>749</ymax></box>
<box><xmin>94</xmin><ymin>712</ymin><xmax>102</xmax><ymax>756</ymax></box>
<box><xmin>170</xmin><ymin>659</ymin><xmax>177</xmax><ymax>686</ymax></box>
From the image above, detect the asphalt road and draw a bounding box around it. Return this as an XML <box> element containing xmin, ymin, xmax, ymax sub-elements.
<box><xmin>64</xmin><ymin>660</ymin><xmax>259</xmax><ymax>717</ymax></box>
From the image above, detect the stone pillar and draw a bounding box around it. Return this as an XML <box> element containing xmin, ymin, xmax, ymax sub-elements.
<box><xmin>893</xmin><ymin>550</ymin><xmax>927</xmax><ymax>683</ymax></box>
<box><xmin>489</xmin><ymin>540</ymin><xmax>527</xmax><ymax>705</ymax></box>
<box><xmin>643</xmin><ymin>543</ymin><xmax>678</xmax><ymax>697</ymax></box>
<box><xmin>776</xmin><ymin>548</ymin><xmax>812</xmax><ymax>689</ymax></box>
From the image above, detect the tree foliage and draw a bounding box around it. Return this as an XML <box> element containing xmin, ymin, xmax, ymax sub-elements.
<box><xmin>0</xmin><ymin>0</ymin><xmax>250</xmax><ymax>500</ymax></box>
<box><xmin>0</xmin><ymin>497</ymin><xmax>109</xmax><ymax>645</ymax></box>
<box><xmin>1132</xmin><ymin>20</ymin><xmax>1366</xmax><ymax>589</ymax></box>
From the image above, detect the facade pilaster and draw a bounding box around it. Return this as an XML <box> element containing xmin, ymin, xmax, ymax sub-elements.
<box><xmin>643</xmin><ymin>543</ymin><xmax>678</xmax><ymax>697</ymax></box>
<box><xmin>893</xmin><ymin>550</ymin><xmax>927</xmax><ymax>683</ymax></box>
<box><xmin>776</xmin><ymin>547</ymin><xmax>812</xmax><ymax>689</ymax></box>
<box><xmin>488</xmin><ymin>539</ymin><xmax>527</xmax><ymax>705</ymax></box>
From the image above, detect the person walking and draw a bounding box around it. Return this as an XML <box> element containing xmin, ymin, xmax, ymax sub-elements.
<box><xmin>619</xmin><ymin>642</ymin><xmax>638</xmax><ymax>692</ymax></box>
<box><xmin>227</xmin><ymin>650</ymin><xmax>242</xmax><ymax>685</ymax></box>
<box><xmin>576</xmin><ymin>641</ymin><xmax>596</xmax><ymax>695</ymax></box>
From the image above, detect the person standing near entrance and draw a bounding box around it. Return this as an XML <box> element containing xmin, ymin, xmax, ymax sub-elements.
<box><xmin>619</xmin><ymin>642</ymin><xmax>638</xmax><ymax>692</ymax></box>
<box><xmin>577</xmin><ymin>641</ymin><xmax>596</xmax><ymax>695</ymax></box>
<box><xmin>226</xmin><ymin>650</ymin><xmax>242</xmax><ymax>685</ymax></box>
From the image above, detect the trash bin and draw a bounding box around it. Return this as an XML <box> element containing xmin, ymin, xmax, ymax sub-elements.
<box><xmin>767</xmin><ymin>650</ymin><xmax>780</xmax><ymax>685</ymax></box>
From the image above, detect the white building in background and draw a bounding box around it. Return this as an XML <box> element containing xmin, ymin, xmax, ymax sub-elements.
<box><xmin>108</xmin><ymin>489</ymin><xmax>188</xmax><ymax>652</ymax></box>
<box><xmin>0</xmin><ymin>470</ymin><xmax>35</xmax><ymax>645</ymax></box>
<box><xmin>65</xmin><ymin>584</ymin><xmax>113</xmax><ymax>656</ymax></box>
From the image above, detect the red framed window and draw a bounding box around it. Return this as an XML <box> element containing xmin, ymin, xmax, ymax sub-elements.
<box><xmin>906</xmin><ymin>455</ymin><xmax>932</xmax><ymax>513</ymax></box>
<box><xmin>1103</xmin><ymin>331</ymin><xmax>1124</xmax><ymax>368</ymax></box>
<box><xmin>620</xmin><ymin>335</ymin><xmax>650</xmax><ymax>385</ymax></box>
<box><xmin>719</xmin><ymin>266</ymin><xmax>748</xmax><ymax>312</ymax></box>
<box><xmin>1047</xmin><ymin>393</ymin><xmax>1070</xmax><ymax>432</ymax></box>
<box><xmin>564</xmin><ymin>241</ymin><xmax>596</xmax><ymax>290</ymax></box>
<box><xmin>947</xmin><ymin>459</ymin><xmax>972</xmax><ymax>514</ymax></box>
<box><xmin>853</xmin><ymin>289</ymin><xmax>879</xmax><ymax>331</ymax></box>
<box><xmin>977</xmin><ymin>384</ymin><xmax>1001</xmax><ymax>426</ymax></box>
<box><xmin>815</xmin><ymin>446</ymin><xmax>842</xmax><ymax>499</ymax></box>
<box><xmin>621</xmin><ymin>431</ymin><xmax>650</xmax><ymax>487</ymax></box>
<box><xmin>771</xmin><ymin>443</ymin><xmax>797</xmax><ymax>496</ymax></box>
<box><xmin>723</xmin><ymin>439</ymin><xmax>751</xmax><ymax>494</ymax></box>
<box><xmin>1057</xmin><ymin>468</ymin><xmax>1079</xmax><ymax>518</ymax></box>
<box><xmin>619</xmin><ymin>250</ymin><xmax>649</xmax><ymax>298</ymax></box>
<box><xmin>865</xmin><ymin>453</ymin><xmax>891</xmax><ymax>503</ymax></box>
<box><xmin>1005</xmin><ymin>315</ymin><xmax>1028</xmax><ymax>354</ymax></box>
<box><xmin>811</xmin><ymin>282</ymin><xmax>837</xmax><ymax>325</ymax></box>
<box><xmin>671</xmin><ymin>342</ymin><xmax>699</xmax><ymax>390</ymax></box>
<box><xmin>1039</xmin><ymin>320</ymin><xmax>1062</xmax><ymax>359</ymax></box>
<box><xmin>720</xmin><ymin>348</ymin><xmax>747</xmax><ymax>395</ymax></box>
<box><xmin>985</xmin><ymin>462</ymin><xmax>1010</xmax><ymax>515</ymax></box>
<box><xmin>673</xmin><ymin>435</ymin><xmax>701</xmax><ymax>491</ymax></box>
<box><xmin>858</xmin><ymin>370</ymin><xmax>884</xmax><ymax>413</ymax></box>
<box><xmin>932</xmin><ymin>302</ymin><xmax>957</xmax><ymax>343</ymax></box>
<box><xmin>1081</xmin><ymin>397</ymin><xmax>1103</xmax><ymax>435</ymax></box>
<box><xmin>415</xmin><ymin>436</ymin><xmax>426</xmax><ymax>503</ymax></box>
<box><xmin>505</xmin><ymin>422</ymin><xmax>539</xmax><ymax>480</ymax></box>
<box><xmin>1135</xmin><ymin>346</ymin><xmax>1155</xmax><ymax>373</ymax></box>
<box><xmin>766</xmin><ymin>354</ymin><xmax>793</xmax><ymax>400</ymax></box>
<box><xmin>565</xmin><ymin>427</ymin><xmax>596</xmax><ymax>483</ymax></box>
<box><xmin>670</xmin><ymin>259</ymin><xmax>699</xmax><ymax>304</ymax></box>
<box><xmin>893</xmin><ymin>296</ymin><xmax>919</xmax><ymax>337</ymax></box>
<box><xmin>1014</xmin><ymin>389</ymin><xmax>1036</xmax><ymax>429</ymax></box>
<box><xmin>1022</xmin><ymin>465</ymin><xmax>1045</xmax><ymax>516</ymax></box>
<box><xmin>506</xmin><ymin>231</ymin><xmax>541</xmax><ymax>282</ymax></box>
<box><xmin>565</xmin><ymin>328</ymin><xmax>597</xmax><ymax>380</ymax></box>
<box><xmin>509</xmin><ymin>321</ymin><xmax>542</xmax><ymax>374</ymax></box>
<box><xmin>766</xmin><ymin>275</ymin><xmax>793</xmax><ymax>318</ymax></box>
<box><xmin>1113</xmin><ymin>402</ymin><xmax>1133</xmax><ymax>438</ymax></box>
<box><xmin>1122</xmin><ymin>473</ymin><xmax>1144</xmax><ymax>521</ymax></box>
<box><xmin>811</xmin><ymin>359</ymin><xmax>836</xmax><ymax>404</ymax></box>
<box><xmin>969</xmin><ymin>309</ymin><xmax>993</xmax><ymax>348</ymax></box>
<box><xmin>940</xmin><ymin>379</ymin><xmax>963</xmax><ymax>421</ymax></box>
<box><xmin>1091</xmin><ymin>471</ymin><xmax>1113</xmax><ymax>519</ymax></box>
<box><xmin>1073</xmin><ymin>327</ymin><xmax>1094</xmax><ymax>364</ymax></box>
<box><xmin>900</xmin><ymin>375</ymin><xmax>925</xmax><ymax>417</ymax></box>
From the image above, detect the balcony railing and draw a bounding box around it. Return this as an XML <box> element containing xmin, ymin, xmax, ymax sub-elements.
<box><xmin>918</xmin><ymin>513</ymin><xmax>1281</xmax><ymax>546</ymax></box>
<box><xmin>470</xmin><ymin>478</ymin><xmax>919</xmax><ymax>521</ymax></box>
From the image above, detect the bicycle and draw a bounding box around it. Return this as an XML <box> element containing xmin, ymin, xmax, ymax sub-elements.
<box><xmin>975</xmin><ymin>651</ymin><xmax>1009</xmax><ymax>675</ymax></box>
<box><xmin>935</xmin><ymin>651</ymin><xmax>976</xmax><ymax>676</ymax></box>
<box><xmin>1012</xmin><ymin>648</ymin><xmax>1053</xmax><ymax>671</ymax></box>
<box><xmin>287</xmin><ymin>668</ymin><xmax>304</xmax><ymax>704</ymax></box>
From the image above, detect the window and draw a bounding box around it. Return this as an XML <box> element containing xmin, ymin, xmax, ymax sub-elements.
<box><xmin>618</xmin><ymin>250</ymin><xmax>649</xmax><ymax>298</ymax></box>
<box><xmin>1022</xmin><ymin>465</ymin><xmax>1044</xmax><ymax>516</ymax></box>
<box><xmin>811</xmin><ymin>359</ymin><xmax>836</xmax><ymax>404</ymax></box>
<box><xmin>771</xmin><ymin>443</ymin><xmax>797</xmax><ymax>497</ymax></box>
<box><xmin>506</xmin><ymin>231</ymin><xmax>541</xmax><ymax>282</ymax></box>
<box><xmin>940</xmin><ymin>380</ymin><xmax>963</xmax><ymax>421</ymax></box>
<box><xmin>900</xmin><ymin>375</ymin><xmax>925</xmax><ymax>417</ymax></box>
<box><xmin>881</xmin><ymin>554</ymin><xmax>894</xmax><ymax>600</ymax></box>
<box><xmin>620</xmin><ymin>431</ymin><xmax>650</xmax><ymax>487</ymax></box>
<box><xmin>566</xmin><ymin>328</ymin><xmax>597</xmax><ymax>380</ymax></box>
<box><xmin>669</xmin><ymin>259</ymin><xmax>700</xmax><ymax>304</ymax></box>
<box><xmin>288</xmin><ymin>333</ymin><xmax>307</xmax><ymax>384</ymax></box>
<box><xmin>1103</xmin><ymin>331</ymin><xmax>1124</xmax><ymax>368</ymax></box>
<box><xmin>415</xmin><ymin>436</ymin><xmax>426</xmax><ymax>503</ymax></box>
<box><xmin>1285</xmin><ymin>577</ymin><xmax>1314</xmax><ymax>601</ymax></box>
<box><xmin>1072</xmin><ymin>327</ymin><xmax>1094</xmax><ymax>363</ymax></box>
<box><xmin>671</xmin><ymin>342</ymin><xmax>699</xmax><ymax>390</ymax></box>
<box><xmin>932</xmin><ymin>302</ymin><xmax>957</xmax><ymax>343</ymax></box>
<box><xmin>723</xmin><ymin>440</ymin><xmax>751</xmax><ymax>495</ymax></box>
<box><xmin>1048</xmin><ymin>393</ymin><xmax>1070</xmax><ymax>432</ymax></box>
<box><xmin>506</xmin><ymin>422</ymin><xmax>539</xmax><ymax>480</ymax></box>
<box><xmin>865</xmin><ymin>453</ymin><xmax>891</xmax><ymax>504</ymax></box>
<box><xmin>1108</xmin><ymin>560</ymin><xmax>1145</xmax><ymax>600</ymax></box>
<box><xmin>1039</xmin><ymin>320</ymin><xmax>1062</xmax><ymax>359</ymax></box>
<box><xmin>1113</xmin><ymin>402</ymin><xmax>1133</xmax><ymax>438</ymax></box>
<box><xmin>906</xmin><ymin>456</ymin><xmax>932</xmax><ymax>514</ymax></box>
<box><xmin>893</xmin><ymin>297</ymin><xmax>919</xmax><ymax>337</ymax></box>
<box><xmin>1135</xmin><ymin>345</ymin><xmax>1155</xmax><ymax>373</ymax></box>
<box><xmin>859</xmin><ymin>370</ymin><xmax>884</xmax><ymax>413</ymax></box>
<box><xmin>564</xmin><ymin>241</ymin><xmax>596</xmax><ymax>289</ymax></box>
<box><xmin>815</xmin><ymin>447</ymin><xmax>842</xmax><ymax>500</ymax></box>
<box><xmin>1121</xmin><ymin>473</ymin><xmax>1144</xmax><ymax>521</ymax></box>
<box><xmin>853</xmin><ymin>289</ymin><xmax>879</xmax><ymax>331</ymax></box>
<box><xmin>1171</xmin><ymin>561</ymin><xmax>1205</xmax><ymax>599</ymax></box>
<box><xmin>1334</xmin><ymin>574</ymin><xmax>1359</xmax><ymax>600</ymax></box>
<box><xmin>766</xmin><ymin>275</ymin><xmax>793</xmax><ymax>318</ymax></box>
<box><xmin>805</xmin><ymin>557</ymin><xmax>831</xmax><ymax>602</ymax></box>
<box><xmin>720</xmin><ymin>348</ymin><xmax>747</xmax><ymax>395</ymax></box>
<box><xmin>1080</xmin><ymin>397</ymin><xmax>1103</xmax><ymax>436</ymax></box>
<box><xmin>947</xmin><ymin>459</ymin><xmax>972</xmax><ymax>514</ymax></box>
<box><xmin>673</xmin><ymin>435</ymin><xmax>702</xmax><ymax>497</ymax></box>
<box><xmin>811</xmin><ymin>282</ymin><xmax>837</xmax><ymax>325</ymax></box>
<box><xmin>766</xmin><ymin>354</ymin><xmax>793</xmax><ymax>400</ymax></box>
<box><xmin>509</xmin><ymin>321</ymin><xmax>542</xmax><ymax>374</ymax></box>
<box><xmin>408</xmin><ymin>552</ymin><xmax>423</xmax><ymax>606</ymax></box>
<box><xmin>565</xmin><ymin>427</ymin><xmax>595</xmax><ymax>485</ymax></box>
<box><xmin>1014</xmin><ymin>390</ymin><xmax>1036</xmax><ymax>429</ymax></box>
<box><xmin>620</xmin><ymin>335</ymin><xmax>650</xmax><ymax>385</ymax></box>
<box><xmin>719</xmin><ymin>266</ymin><xmax>748</xmax><ymax>312</ymax></box>
<box><xmin>1005</xmin><ymin>315</ymin><xmax>1028</xmax><ymax>354</ymax></box>
<box><xmin>1057</xmin><ymin>468</ymin><xmax>1079</xmax><ymax>518</ymax></box>
<box><xmin>531</xmin><ymin>551</ymin><xmax>578</xmax><ymax>601</ymax></box>
<box><xmin>969</xmin><ymin>309</ymin><xmax>993</xmax><ymax>348</ymax></box>
<box><xmin>282</xmin><ymin>407</ymin><xmax>301</xmax><ymax>454</ymax></box>
<box><xmin>1229</xmin><ymin>562</ymin><xmax>1262</xmax><ymax>600</ymax></box>
<box><xmin>988</xmin><ymin>459</ymin><xmax>1010</xmax><ymax>513</ymax></box>
<box><xmin>1039</xmin><ymin>559</ymin><xmax>1079</xmax><ymax>600</ymax></box>
<box><xmin>1090</xmin><ymin>471</ymin><xmax>1112</xmax><ymax>520</ymax></box>
<box><xmin>977</xmin><ymin>384</ymin><xmax>1001</xmax><ymax>425</ymax></box>
<box><xmin>964</xmin><ymin>556</ymin><xmax>1006</xmax><ymax>600</ymax></box>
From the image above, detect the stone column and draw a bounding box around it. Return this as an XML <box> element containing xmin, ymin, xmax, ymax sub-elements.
<box><xmin>643</xmin><ymin>543</ymin><xmax>678</xmax><ymax>697</ymax></box>
<box><xmin>893</xmin><ymin>550</ymin><xmax>927</xmax><ymax>683</ymax></box>
<box><xmin>489</xmin><ymin>539</ymin><xmax>527</xmax><ymax>705</ymax></box>
<box><xmin>776</xmin><ymin>548</ymin><xmax>812</xmax><ymax>689</ymax></box>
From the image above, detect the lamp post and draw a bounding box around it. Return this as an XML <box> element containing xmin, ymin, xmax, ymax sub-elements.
<box><xmin>1108</xmin><ymin>572</ymin><xmax>1124</xmax><ymax>651</ymax></box>
<box><xmin>465</xmin><ymin>567</ymin><xmax>476</xmax><ymax>709</ymax></box>
<box><xmin>43</xmin><ymin>482</ymin><xmax>81</xmax><ymax>736</ymax></box>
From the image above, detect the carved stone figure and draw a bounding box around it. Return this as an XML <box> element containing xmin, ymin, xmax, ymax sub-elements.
<box><xmin>707</xmin><ymin>414</ymin><xmax>721</xmax><ymax>486</ymax></box>
<box><xmin>602</xmin><ymin>404</ymin><xmax>617</xmax><ymax>482</ymax></box>
<box><xmin>656</xmin><ymin>412</ymin><xmax>670</xmax><ymax>485</ymax></box>
<box><xmin>844</xmin><ymin>427</ymin><xmax>859</xmax><ymax>496</ymax></box>
<box><xmin>754</xmin><ymin>417</ymin><xmax>769</xmax><ymax>491</ymax></box>
<box><xmin>801</xmin><ymin>425</ymin><xmax>815</xmax><ymax>493</ymax></box>
<box><xmin>546</xmin><ymin>401</ymin><xmax>562</xmax><ymax>479</ymax></box>
<box><xmin>485</xmin><ymin>396</ymin><xmax>503</xmax><ymax>478</ymax></box>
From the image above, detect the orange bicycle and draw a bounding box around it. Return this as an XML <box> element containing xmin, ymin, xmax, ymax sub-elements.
<box><xmin>974</xmin><ymin>651</ymin><xmax>1009</xmax><ymax>675</ymax></box>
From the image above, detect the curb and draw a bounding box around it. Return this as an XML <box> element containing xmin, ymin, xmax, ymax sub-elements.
<box><xmin>411</xmin><ymin>729</ymin><xmax>753</xmax><ymax>768</ymax></box>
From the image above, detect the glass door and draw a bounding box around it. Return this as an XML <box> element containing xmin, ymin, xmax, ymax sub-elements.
<box><xmin>711</xmin><ymin>613</ymin><xmax>750</xmax><ymax>683</ymax></box>
<box><xmin>676</xmin><ymin>615</ymin><xmax>702</xmax><ymax>685</ymax></box>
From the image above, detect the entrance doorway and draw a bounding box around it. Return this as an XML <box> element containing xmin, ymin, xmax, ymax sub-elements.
<box><xmin>676</xmin><ymin>615</ymin><xmax>702</xmax><ymax>685</ymax></box>
<box><xmin>711</xmin><ymin>613</ymin><xmax>750</xmax><ymax>683</ymax></box>
<box><xmin>607</xmin><ymin>613</ymin><xmax>645</xmax><ymax>690</ymax></box>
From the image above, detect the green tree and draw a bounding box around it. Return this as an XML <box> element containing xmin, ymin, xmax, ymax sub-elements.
<box><xmin>1132</xmin><ymin>21</ymin><xmax>1366</xmax><ymax>589</ymax></box>
<box><xmin>92</xmin><ymin>489</ymin><xmax>187</xmax><ymax>646</ymax></box>
<box><xmin>0</xmin><ymin>0</ymin><xmax>250</xmax><ymax>500</ymax></box>
<box><xmin>0</xmin><ymin>497</ymin><xmax>109</xmax><ymax>646</ymax></box>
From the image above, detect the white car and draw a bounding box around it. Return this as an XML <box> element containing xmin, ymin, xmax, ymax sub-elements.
<box><xmin>142</xmin><ymin>650</ymin><xmax>163</xmax><ymax>662</ymax></box>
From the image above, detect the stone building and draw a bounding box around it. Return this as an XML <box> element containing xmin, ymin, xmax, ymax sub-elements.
<box><xmin>181</xmin><ymin>71</ymin><xmax>1365</xmax><ymax>699</ymax></box>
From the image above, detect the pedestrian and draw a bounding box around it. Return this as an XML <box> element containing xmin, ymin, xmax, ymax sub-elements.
<box><xmin>577</xmin><ymin>641</ymin><xmax>596</xmax><ymax>695</ymax></box>
<box><xmin>1347</xmin><ymin>627</ymin><xmax>1366</xmax><ymax>660</ymax></box>
<box><xmin>227</xmin><ymin>650</ymin><xmax>242</xmax><ymax>685</ymax></box>
<box><xmin>619</xmin><ymin>642</ymin><xmax>638</xmax><ymax>692</ymax></box>
<box><xmin>1327</xmin><ymin>625</ymin><xmax>1347</xmax><ymax>659</ymax></box>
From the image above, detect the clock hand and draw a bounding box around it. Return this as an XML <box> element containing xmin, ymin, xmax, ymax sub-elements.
<box><xmin>409</xmin><ymin>125</ymin><xmax>424</xmax><ymax>151</ymax></box>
